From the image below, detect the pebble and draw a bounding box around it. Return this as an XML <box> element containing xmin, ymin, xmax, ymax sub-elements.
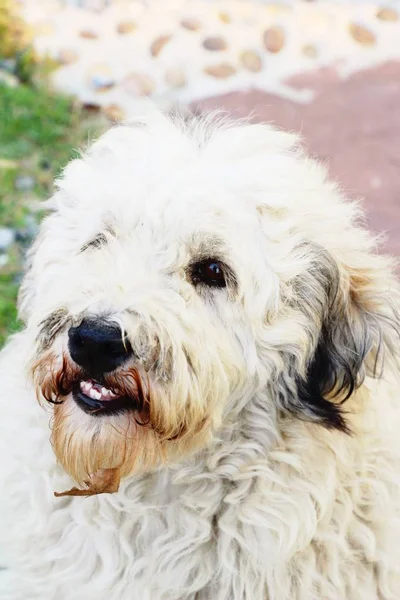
<box><xmin>180</xmin><ymin>18</ymin><xmax>201</xmax><ymax>32</ymax></box>
<box><xmin>165</xmin><ymin>67</ymin><xmax>187</xmax><ymax>88</ymax></box>
<box><xmin>0</xmin><ymin>228</ymin><xmax>15</xmax><ymax>251</ymax></box>
<box><xmin>15</xmin><ymin>174</ymin><xmax>35</xmax><ymax>192</ymax></box>
<box><xmin>239</xmin><ymin>50</ymin><xmax>262</xmax><ymax>72</ymax></box>
<box><xmin>116</xmin><ymin>21</ymin><xmax>136</xmax><ymax>34</ymax></box>
<box><xmin>376</xmin><ymin>7</ymin><xmax>398</xmax><ymax>22</ymax></box>
<box><xmin>88</xmin><ymin>64</ymin><xmax>115</xmax><ymax>92</ymax></box>
<box><xmin>123</xmin><ymin>73</ymin><xmax>155</xmax><ymax>96</ymax></box>
<box><xmin>302</xmin><ymin>44</ymin><xmax>318</xmax><ymax>58</ymax></box>
<box><xmin>348</xmin><ymin>23</ymin><xmax>376</xmax><ymax>45</ymax></box>
<box><xmin>263</xmin><ymin>27</ymin><xmax>285</xmax><ymax>53</ymax></box>
<box><xmin>203</xmin><ymin>36</ymin><xmax>227</xmax><ymax>51</ymax></box>
<box><xmin>150</xmin><ymin>35</ymin><xmax>172</xmax><ymax>57</ymax></box>
<box><xmin>103</xmin><ymin>104</ymin><xmax>126</xmax><ymax>122</ymax></box>
<box><xmin>204</xmin><ymin>63</ymin><xmax>236</xmax><ymax>78</ymax></box>
<box><xmin>0</xmin><ymin>59</ymin><xmax>16</xmax><ymax>73</ymax></box>
<box><xmin>82</xmin><ymin>102</ymin><xmax>101</xmax><ymax>113</ymax></box>
<box><xmin>218</xmin><ymin>12</ymin><xmax>231</xmax><ymax>24</ymax></box>
<box><xmin>58</xmin><ymin>50</ymin><xmax>79</xmax><ymax>65</ymax></box>
<box><xmin>79</xmin><ymin>30</ymin><xmax>98</xmax><ymax>40</ymax></box>
<box><xmin>0</xmin><ymin>71</ymin><xmax>19</xmax><ymax>88</ymax></box>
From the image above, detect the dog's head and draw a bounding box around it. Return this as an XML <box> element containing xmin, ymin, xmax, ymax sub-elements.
<box><xmin>20</xmin><ymin>112</ymin><xmax>399</xmax><ymax>489</ymax></box>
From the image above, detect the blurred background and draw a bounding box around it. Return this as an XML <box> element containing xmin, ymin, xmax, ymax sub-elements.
<box><xmin>0</xmin><ymin>0</ymin><xmax>399</xmax><ymax>345</ymax></box>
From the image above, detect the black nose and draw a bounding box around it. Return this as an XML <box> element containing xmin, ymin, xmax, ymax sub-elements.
<box><xmin>68</xmin><ymin>318</ymin><xmax>131</xmax><ymax>373</ymax></box>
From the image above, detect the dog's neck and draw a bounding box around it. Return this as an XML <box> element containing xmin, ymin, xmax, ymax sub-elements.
<box><xmin>123</xmin><ymin>389</ymin><xmax>280</xmax><ymax>506</ymax></box>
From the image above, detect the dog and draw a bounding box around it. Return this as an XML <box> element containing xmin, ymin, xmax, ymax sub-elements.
<box><xmin>0</xmin><ymin>110</ymin><xmax>399</xmax><ymax>600</ymax></box>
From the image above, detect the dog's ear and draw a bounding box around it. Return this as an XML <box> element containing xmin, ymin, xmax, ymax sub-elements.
<box><xmin>279</xmin><ymin>245</ymin><xmax>400</xmax><ymax>432</ymax></box>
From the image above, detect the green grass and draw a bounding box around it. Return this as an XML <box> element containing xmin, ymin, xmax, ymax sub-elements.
<box><xmin>0</xmin><ymin>82</ymin><xmax>104</xmax><ymax>346</ymax></box>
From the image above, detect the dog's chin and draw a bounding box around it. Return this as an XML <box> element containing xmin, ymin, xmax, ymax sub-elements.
<box><xmin>72</xmin><ymin>379</ymin><xmax>143</xmax><ymax>418</ymax></box>
<box><xmin>34</xmin><ymin>351</ymin><xmax>215</xmax><ymax>489</ymax></box>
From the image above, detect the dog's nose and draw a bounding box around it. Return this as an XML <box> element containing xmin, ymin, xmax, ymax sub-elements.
<box><xmin>68</xmin><ymin>318</ymin><xmax>131</xmax><ymax>373</ymax></box>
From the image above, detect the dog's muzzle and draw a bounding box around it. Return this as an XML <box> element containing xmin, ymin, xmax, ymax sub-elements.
<box><xmin>68</xmin><ymin>318</ymin><xmax>137</xmax><ymax>417</ymax></box>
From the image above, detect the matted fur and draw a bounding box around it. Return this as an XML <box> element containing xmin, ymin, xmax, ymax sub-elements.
<box><xmin>0</xmin><ymin>110</ymin><xmax>399</xmax><ymax>599</ymax></box>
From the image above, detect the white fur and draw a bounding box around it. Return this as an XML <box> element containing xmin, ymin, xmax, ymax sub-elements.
<box><xmin>0</xmin><ymin>111</ymin><xmax>399</xmax><ymax>600</ymax></box>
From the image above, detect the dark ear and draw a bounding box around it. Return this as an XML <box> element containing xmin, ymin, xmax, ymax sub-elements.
<box><xmin>280</xmin><ymin>245</ymin><xmax>400</xmax><ymax>432</ymax></box>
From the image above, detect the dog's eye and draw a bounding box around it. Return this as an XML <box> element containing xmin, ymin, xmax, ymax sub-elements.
<box><xmin>190</xmin><ymin>259</ymin><xmax>227</xmax><ymax>288</ymax></box>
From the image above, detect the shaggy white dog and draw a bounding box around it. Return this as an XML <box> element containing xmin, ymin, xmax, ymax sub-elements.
<box><xmin>0</xmin><ymin>111</ymin><xmax>399</xmax><ymax>600</ymax></box>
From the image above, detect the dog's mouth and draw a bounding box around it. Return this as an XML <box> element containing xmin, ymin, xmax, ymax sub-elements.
<box><xmin>73</xmin><ymin>379</ymin><xmax>138</xmax><ymax>417</ymax></box>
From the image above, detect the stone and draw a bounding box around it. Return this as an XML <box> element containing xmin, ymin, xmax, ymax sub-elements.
<box><xmin>103</xmin><ymin>104</ymin><xmax>126</xmax><ymax>122</ymax></box>
<box><xmin>302</xmin><ymin>44</ymin><xmax>318</xmax><ymax>58</ymax></box>
<box><xmin>203</xmin><ymin>36</ymin><xmax>227</xmax><ymax>51</ymax></box>
<box><xmin>348</xmin><ymin>23</ymin><xmax>376</xmax><ymax>46</ymax></box>
<box><xmin>263</xmin><ymin>27</ymin><xmax>285</xmax><ymax>53</ymax></box>
<box><xmin>180</xmin><ymin>18</ymin><xmax>201</xmax><ymax>32</ymax></box>
<box><xmin>58</xmin><ymin>50</ymin><xmax>79</xmax><ymax>65</ymax></box>
<box><xmin>376</xmin><ymin>7</ymin><xmax>398</xmax><ymax>22</ymax></box>
<box><xmin>0</xmin><ymin>228</ymin><xmax>15</xmax><ymax>251</ymax></box>
<box><xmin>116</xmin><ymin>21</ymin><xmax>136</xmax><ymax>34</ymax></box>
<box><xmin>82</xmin><ymin>102</ymin><xmax>101</xmax><ymax>113</ymax></box>
<box><xmin>79</xmin><ymin>30</ymin><xmax>98</xmax><ymax>40</ymax></box>
<box><xmin>0</xmin><ymin>254</ymin><xmax>9</xmax><ymax>268</ymax></box>
<box><xmin>88</xmin><ymin>65</ymin><xmax>115</xmax><ymax>92</ymax></box>
<box><xmin>150</xmin><ymin>35</ymin><xmax>172</xmax><ymax>57</ymax></box>
<box><xmin>123</xmin><ymin>73</ymin><xmax>155</xmax><ymax>96</ymax></box>
<box><xmin>239</xmin><ymin>50</ymin><xmax>262</xmax><ymax>72</ymax></box>
<box><xmin>218</xmin><ymin>12</ymin><xmax>231</xmax><ymax>24</ymax></box>
<box><xmin>165</xmin><ymin>67</ymin><xmax>187</xmax><ymax>88</ymax></box>
<box><xmin>0</xmin><ymin>59</ymin><xmax>17</xmax><ymax>73</ymax></box>
<box><xmin>15</xmin><ymin>174</ymin><xmax>35</xmax><ymax>191</ymax></box>
<box><xmin>0</xmin><ymin>71</ymin><xmax>19</xmax><ymax>88</ymax></box>
<box><xmin>204</xmin><ymin>63</ymin><xmax>236</xmax><ymax>78</ymax></box>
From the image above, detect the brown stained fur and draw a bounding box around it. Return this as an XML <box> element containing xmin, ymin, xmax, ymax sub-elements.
<box><xmin>54</xmin><ymin>468</ymin><xmax>121</xmax><ymax>497</ymax></box>
<box><xmin>32</xmin><ymin>350</ymin><xmax>213</xmax><ymax>492</ymax></box>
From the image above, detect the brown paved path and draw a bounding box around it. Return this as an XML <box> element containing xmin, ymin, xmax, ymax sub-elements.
<box><xmin>194</xmin><ymin>62</ymin><xmax>400</xmax><ymax>258</ymax></box>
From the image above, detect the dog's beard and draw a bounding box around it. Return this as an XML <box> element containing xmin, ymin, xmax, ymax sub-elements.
<box><xmin>32</xmin><ymin>350</ymin><xmax>214</xmax><ymax>490</ymax></box>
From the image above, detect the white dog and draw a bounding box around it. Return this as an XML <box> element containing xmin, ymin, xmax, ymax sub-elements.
<box><xmin>0</xmin><ymin>111</ymin><xmax>399</xmax><ymax>600</ymax></box>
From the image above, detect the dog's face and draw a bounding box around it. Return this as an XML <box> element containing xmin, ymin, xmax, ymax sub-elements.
<box><xmin>20</xmin><ymin>113</ymin><xmax>399</xmax><ymax>489</ymax></box>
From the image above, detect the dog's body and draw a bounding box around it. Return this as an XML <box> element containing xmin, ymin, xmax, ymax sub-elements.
<box><xmin>0</xmin><ymin>112</ymin><xmax>399</xmax><ymax>599</ymax></box>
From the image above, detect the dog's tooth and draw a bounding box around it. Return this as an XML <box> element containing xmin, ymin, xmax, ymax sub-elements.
<box><xmin>101</xmin><ymin>387</ymin><xmax>109</xmax><ymax>396</ymax></box>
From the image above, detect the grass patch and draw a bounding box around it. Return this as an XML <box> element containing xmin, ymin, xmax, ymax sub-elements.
<box><xmin>0</xmin><ymin>0</ymin><xmax>107</xmax><ymax>347</ymax></box>
<box><xmin>0</xmin><ymin>81</ymin><xmax>104</xmax><ymax>346</ymax></box>
<box><xmin>0</xmin><ymin>248</ymin><xmax>20</xmax><ymax>346</ymax></box>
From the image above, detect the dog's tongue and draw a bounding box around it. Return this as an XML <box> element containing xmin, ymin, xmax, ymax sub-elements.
<box><xmin>54</xmin><ymin>468</ymin><xmax>121</xmax><ymax>497</ymax></box>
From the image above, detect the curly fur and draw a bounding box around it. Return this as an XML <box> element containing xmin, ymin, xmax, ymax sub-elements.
<box><xmin>0</xmin><ymin>110</ymin><xmax>399</xmax><ymax>600</ymax></box>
